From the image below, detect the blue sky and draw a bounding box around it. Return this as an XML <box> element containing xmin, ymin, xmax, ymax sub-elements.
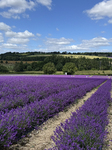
<box><xmin>0</xmin><ymin>0</ymin><xmax>112</xmax><ymax>54</ymax></box>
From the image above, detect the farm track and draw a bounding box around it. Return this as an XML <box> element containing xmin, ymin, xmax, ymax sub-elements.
<box><xmin>7</xmin><ymin>81</ymin><xmax>106</xmax><ymax>150</ymax></box>
<box><xmin>102</xmin><ymin>91</ymin><xmax>112</xmax><ymax>150</ymax></box>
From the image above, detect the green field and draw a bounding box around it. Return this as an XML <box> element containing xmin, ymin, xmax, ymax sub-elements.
<box><xmin>22</xmin><ymin>53</ymin><xmax>108</xmax><ymax>59</ymax></box>
<box><xmin>1</xmin><ymin>70</ymin><xmax>112</xmax><ymax>76</ymax></box>
<box><xmin>27</xmin><ymin>54</ymin><xmax>52</xmax><ymax>57</ymax></box>
<box><xmin>58</xmin><ymin>54</ymin><xmax>106</xmax><ymax>59</ymax></box>
<box><xmin>22</xmin><ymin>70</ymin><xmax>112</xmax><ymax>75</ymax></box>
<box><xmin>75</xmin><ymin>70</ymin><xmax>112</xmax><ymax>75</ymax></box>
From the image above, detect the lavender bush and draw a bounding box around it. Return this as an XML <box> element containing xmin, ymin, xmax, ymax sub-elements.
<box><xmin>48</xmin><ymin>79</ymin><xmax>111</xmax><ymax>150</ymax></box>
<box><xmin>0</xmin><ymin>76</ymin><xmax>105</xmax><ymax>149</ymax></box>
<box><xmin>0</xmin><ymin>76</ymin><xmax>96</xmax><ymax>114</ymax></box>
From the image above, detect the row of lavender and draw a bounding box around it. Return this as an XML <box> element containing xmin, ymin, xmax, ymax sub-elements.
<box><xmin>0</xmin><ymin>76</ymin><xmax>105</xmax><ymax>149</ymax></box>
<box><xmin>48</xmin><ymin>79</ymin><xmax>111</xmax><ymax>150</ymax></box>
<box><xmin>0</xmin><ymin>76</ymin><xmax>95</xmax><ymax>114</ymax></box>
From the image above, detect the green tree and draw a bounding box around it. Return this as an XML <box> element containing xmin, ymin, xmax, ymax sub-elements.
<box><xmin>31</xmin><ymin>62</ymin><xmax>38</xmax><ymax>70</ymax></box>
<box><xmin>13</xmin><ymin>61</ymin><xmax>24</xmax><ymax>72</ymax></box>
<box><xmin>23</xmin><ymin>62</ymin><xmax>28</xmax><ymax>70</ymax></box>
<box><xmin>0</xmin><ymin>64</ymin><xmax>9</xmax><ymax>73</ymax></box>
<box><xmin>35</xmin><ymin>67</ymin><xmax>40</xmax><ymax>71</ymax></box>
<box><xmin>19</xmin><ymin>61</ymin><xmax>24</xmax><ymax>71</ymax></box>
<box><xmin>36</xmin><ymin>61</ymin><xmax>45</xmax><ymax>71</ymax></box>
<box><xmin>62</xmin><ymin>62</ymin><xmax>77</xmax><ymax>75</ymax></box>
<box><xmin>27</xmin><ymin>65</ymin><xmax>32</xmax><ymax>71</ymax></box>
<box><xmin>56</xmin><ymin>63</ymin><xmax>63</xmax><ymax>71</ymax></box>
<box><xmin>43</xmin><ymin>62</ymin><xmax>56</xmax><ymax>74</ymax></box>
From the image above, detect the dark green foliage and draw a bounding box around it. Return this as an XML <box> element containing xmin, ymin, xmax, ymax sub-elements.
<box><xmin>62</xmin><ymin>62</ymin><xmax>77</xmax><ymax>75</ymax></box>
<box><xmin>35</xmin><ymin>67</ymin><xmax>40</xmax><ymax>71</ymax></box>
<box><xmin>100</xmin><ymin>58</ymin><xmax>110</xmax><ymax>70</ymax></box>
<box><xmin>43</xmin><ymin>62</ymin><xmax>57</xmax><ymax>74</ymax></box>
<box><xmin>56</xmin><ymin>63</ymin><xmax>63</xmax><ymax>71</ymax></box>
<box><xmin>36</xmin><ymin>61</ymin><xmax>45</xmax><ymax>71</ymax></box>
<box><xmin>19</xmin><ymin>61</ymin><xmax>24</xmax><ymax>71</ymax></box>
<box><xmin>31</xmin><ymin>62</ymin><xmax>38</xmax><ymax>70</ymax></box>
<box><xmin>0</xmin><ymin>64</ymin><xmax>9</xmax><ymax>73</ymax></box>
<box><xmin>28</xmin><ymin>61</ymin><xmax>44</xmax><ymax>71</ymax></box>
<box><xmin>13</xmin><ymin>61</ymin><xmax>24</xmax><ymax>72</ymax></box>
<box><xmin>44</xmin><ymin>55</ymin><xmax>65</xmax><ymax>66</ymax></box>
<box><xmin>27</xmin><ymin>65</ymin><xmax>32</xmax><ymax>71</ymax></box>
<box><xmin>0</xmin><ymin>52</ymin><xmax>112</xmax><ymax>72</ymax></box>
<box><xmin>23</xmin><ymin>62</ymin><xmax>28</xmax><ymax>70</ymax></box>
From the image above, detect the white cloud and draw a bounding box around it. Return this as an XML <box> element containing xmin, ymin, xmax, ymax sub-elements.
<box><xmin>0</xmin><ymin>22</ymin><xmax>35</xmax><ymax>51</ymax></box>
<box><xmin>84</xmin><ymin>0</ymin><xmax>112</xmax><ymax>23</ymax></box>
<box><xmin>36</xmin><ymin>33</ymin><xmax>41</xmax><ymax>37</ymax></box>
<box><xmin>5</xmin><ymin>30</ymin><xmax>34</xmax><ymax>38</ymax></box>
<box><xmin>41</xmin><ymin>37</ymin><xmax>112</xmax><ymax>52</ymax></box>
<box><xmin>0</xmin><ymin>11</ymin><xmax>13</xmax><ymax>19</ymax></box>
<box><xmin>0</xmin><ymin>22</ymin><xmax>37</xmax><ymax>52</ymax></box>
<box><xmin>46</xmin><ymin>37</ymin><xmax>74</xmax><ymax>45</ymax></box>
<box><xmin>22</xmin><ymin>14</ymin><xmax>29</xmax><ymax>18</ymax></box>
<box><xmin>108</xmin><ymin>19</ymin><xmax>112</xmax><ymax>23</ymax></box>
<box><xmin>63</xmin><ymin>45</ymin><xmax>90</xmax><ymax>51</ymax></box>
<box><xmin>0</xmin><ymin>43</ymin><xmax>29</xmax><ymax>53</ymax></box>
<box><xmin>16</xmin><ymin>30</ymin><xmax>34</xmax><ymax>38</ymax></box>
<box><xmin>80</xmin><ymin>37</ymin><xmax>109</xmax><ymax>48</ymax></box>
<box><xmin>5</xmin><ymin>31</ymin><xmax>16</xmax><ymax>37</ymax></box>
<box><xmin>0</xmin><ymin>0</ymin><xmax>52</xmax><ymax>19</ymax></box>
<box><xmin>98</xmin><ymin>49</ymin><xmax>111</xmax><ymax>52</ymax></box>
<box><xmin>0</xmin><ymin>33</ymin><xmax>4</xmax><ymax>42</ymax></box>
<box><xmin>62</xmin><ymin>37</ymin><xmax>111</xmax><ymax>51</ymax></box>
<box><xmin>1</xmin><ymin>31</ymin><xmax>112</xmax><ymax>53</ymax></box>
<box><xmin>36</xmin><ymin>0</ymin><xmax>52</xmax><ymax>10</ymax></box>
<box><xmin>0</xmin><ymin>22</ymin><xmax>11</xmax><ymax>31</ymax></box>
<box><xmin>0</xmin><ymin>0</ymin><xmax>30</xmax><ymax>8</ymax></box>
<box><xmin>34</xmin><ymin>37</ymin><xmax>74</xmax><ymax>52</ymax></box>
<box><xmin>0</xmin><ymin>0</ymin><xmax>35</xmax><ymax>19</ymax></box>
<box><xmin>7</xmin><ymin>38</ymin><xmax>29</xmax><ymax>44</ymax></box>
<box><xmin>2</xmin><ymin>43</ymin><xmax>18</xmax><ymax>49</ymax></box>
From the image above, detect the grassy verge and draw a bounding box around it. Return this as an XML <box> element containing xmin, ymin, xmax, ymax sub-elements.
<box><xmin>0</xmin><ymin>70</ymin><xmax>112</xmax><ymax>76</ymax></box>
<box><xmin>75</xmin><ymin>70</ymin><xmax>112</xmax><ymax>75</ymax></box>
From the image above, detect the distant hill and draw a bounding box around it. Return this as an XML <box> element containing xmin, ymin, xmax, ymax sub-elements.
<box><xmin>0</xmin><ymin>51</ymin><xmax>112</xmax><ymax>61</ymax></box>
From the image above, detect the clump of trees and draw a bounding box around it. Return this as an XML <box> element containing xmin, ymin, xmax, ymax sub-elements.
<box><xmin>43</xmin><ymin>62</ymin><xmax>56</xmax><ymax>74</ymax></box>
<box><xmin>0</xmin><ymin>64</ymin><xmax>9</xmax><ymax>73</ymax></box>
<box><xmin>13</xmin><ymin>61</ymin><xmax>24</xmax><ymax>72</ymax></box>
<box><xmin>11</xmin><ymin>54</ymin><xmax>112</xmax><ymax>74</ymax></box>
<box><xmin>62</xmin><ymin>62</ymin><xmax>77</xmax><ymax>75</ymax></box>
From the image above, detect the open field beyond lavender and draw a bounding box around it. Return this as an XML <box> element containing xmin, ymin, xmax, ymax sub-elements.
<box><xmin>0</xmin><ymin>75</ymin><xmax>112</xmax><ymax>150</ymax></box>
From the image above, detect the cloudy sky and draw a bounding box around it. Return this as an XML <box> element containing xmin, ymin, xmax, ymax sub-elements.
<box><xmin>0</xmin><ymin>0</ymin><xmax>112</xmax><ymax>54</ymax></box>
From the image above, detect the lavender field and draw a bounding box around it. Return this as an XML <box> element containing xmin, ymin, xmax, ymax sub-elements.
<box><xmin>0</xmin><ymin>75</ymin><xmax>111</xmax><ymax>149</ymax></box>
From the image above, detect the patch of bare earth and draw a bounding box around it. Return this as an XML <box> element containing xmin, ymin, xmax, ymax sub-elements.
<box><xmin>102</xmin><ymin>91</ymin><xmax>112</xmax><ymax>150</ymax></box>
<box><xmin>7</xmin><ymin>82</ymin><xmax>104</xmax><ymax>150</ymax></box>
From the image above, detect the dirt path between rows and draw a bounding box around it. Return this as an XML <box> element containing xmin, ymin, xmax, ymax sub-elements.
<box><xmin>102</xmin><ymin>91</ymin><xmax>112</xmax><ymax>150</ymax></box>
<box><xmin>7</xmin><ymin>82</ymin><xmax>105</xmax><ymax>150</ymax></box>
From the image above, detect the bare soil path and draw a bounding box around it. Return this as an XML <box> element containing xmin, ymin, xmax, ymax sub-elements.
<box><xmin>6</xmin><ymin>82</ymin><xmax>104</xmax><ymax>150</ymax></box>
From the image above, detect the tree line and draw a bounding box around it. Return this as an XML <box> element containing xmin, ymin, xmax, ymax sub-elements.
<box><xmin>1</xmin><ymin>51</ymin><xmax>112</xmax><ymax>61</ymax></box>
<box><xmin>0</xmin><ymin>54</ymin><xmax>111</xmax><ymax>74</ymax></box>
<box><xmin>0</xmin><ymin>54</ymin><xmax>112</xmax><ymax>74</ymax></box>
